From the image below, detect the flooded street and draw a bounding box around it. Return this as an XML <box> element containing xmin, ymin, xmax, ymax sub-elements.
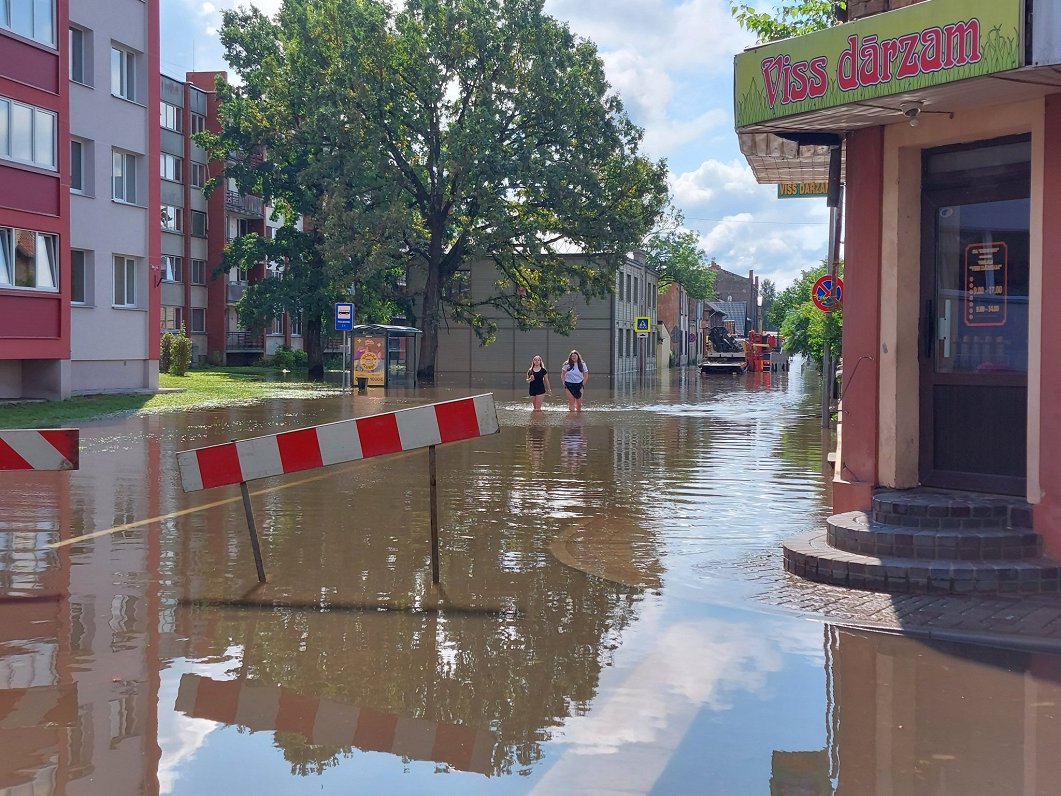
<box><xmin>3</xmin><ymin>366</ymin><xmax>1061</xmax><ymax>795</ymax></box>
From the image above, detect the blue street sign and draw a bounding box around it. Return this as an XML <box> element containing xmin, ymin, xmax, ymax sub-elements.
<box><xmin>335</xmin><ymin>302</ymin><xmax>354</xmax><ymax>331</ymax></box>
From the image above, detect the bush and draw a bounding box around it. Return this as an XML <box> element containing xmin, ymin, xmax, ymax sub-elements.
<box><xmin>160</xmin><ymin>332</ymin><xmax>176</xmax><ymax>374</ymax></box>
<box><xmin>292</xmin><ymin>348</ymin><xmax>308</xmax><ymax>367</ymax></box>
<box><xmin>169</xmin><ymin>325</ymin><xmax>193</xmax><ymax>376</ymax></box>
<box><xmin>272</xmin><ymin>346</ymin><xmax>295</xmax><ymax>369</ymax></box>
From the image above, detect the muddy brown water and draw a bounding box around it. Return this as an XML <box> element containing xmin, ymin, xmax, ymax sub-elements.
<box><xmin>1</xmin><ymin>365</ymin><xmax>1059</xmax><ymax>794</ymax></box>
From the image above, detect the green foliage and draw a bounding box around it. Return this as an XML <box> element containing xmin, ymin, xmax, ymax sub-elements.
<box><xmin>211</xmin><ymin>0</ymin><xmax>669</xmax><ymax>380</ymax></box>
<box><xmin>272</xmin><ymin>345</ymin><xmax>296</xmax><ymax>370</ymax></box>
<box><xmin>729</xmin><ymin>0</ymin><xmax>845</xmax><ymax>43</ymax></box>
<box><xmin>759</xmin><ymin>278</ymin><xmax>777</xmax><ymax>329</ymax></box>
<box><xmin>169</xmin><ymin>324</ymin><xmax>193</xmax><ymax>376</ymax></box>
<box><xmin>159</xmin><ymin>332</ymin><xmax>175</xmax><ymax>374</ymax></box>
<box><xmin>771</xmin><ymin>261</ymin><xmax>843</xmax><ymax>367</ymax></box>
<box><xmin>643</xmin><ymin>217</ymin><xmax>716</xmax><ymax>300</ymax></box>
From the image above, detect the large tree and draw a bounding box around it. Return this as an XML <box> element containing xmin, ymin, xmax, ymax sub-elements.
<box><xmin>769</xmin><ymin>261</ymin><xmax>842</xmax><ymax>367</ymax></box>
<box><xmin>642</xmin><ymin>222</ymin><xmax>716</xmax><ymax>301</ymax></box>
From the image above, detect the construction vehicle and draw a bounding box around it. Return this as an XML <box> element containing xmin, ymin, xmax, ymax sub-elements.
<box><xmin>700</xmin><ymin>326</ymin><xmax>748</xmax><ymax>375</ymax></box>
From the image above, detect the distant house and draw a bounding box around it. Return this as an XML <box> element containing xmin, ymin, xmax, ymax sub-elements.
<box><xmin>427</xmin><ymin>252</ymin><xmax>658</xmax><ymax>384</ymax></box>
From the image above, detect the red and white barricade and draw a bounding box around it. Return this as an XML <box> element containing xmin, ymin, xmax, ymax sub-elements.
<box><xmin>177</xmin><ymin>394</ymin><xmax>499</xmax><ymax>492</ymax></box>
<box><xmin>0</xmin><ymin>429</ymin><xmax>79</xmax><ymax>471</ymax></box>
<box><xmin>176</xmin><ymin>673</ymin><xmax>496</xmax><ymax>774</ymax></box>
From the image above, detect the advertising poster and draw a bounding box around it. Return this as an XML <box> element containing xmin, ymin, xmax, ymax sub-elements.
<box><xmin>353</xmin><ymin>336</ymin><xmax>386</xmax><ymax>386</ymax></box>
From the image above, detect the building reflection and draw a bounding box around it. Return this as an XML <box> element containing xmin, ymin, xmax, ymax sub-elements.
<box><xmin>777</xmin><ymin>626</ymin><xmax>1061</xmax><ymax>795</ymax></box>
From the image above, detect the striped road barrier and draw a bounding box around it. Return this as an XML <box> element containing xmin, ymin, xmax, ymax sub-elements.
<box><xmin>0</xmin><ymin>429</ymin><xmax>79</xmax><ymax>471</ymax></box>
<box><xmin>175</xmin><ymin>673</ymin><xmax>497</xmax><ymax>775</ymax></box>
<box><xmin>175</xmin><ymin>394</ymin><xmax>500</xmax><ymax>583</ymax></box>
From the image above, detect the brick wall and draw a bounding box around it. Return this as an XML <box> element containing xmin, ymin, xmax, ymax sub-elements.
<box><xmin>847</xmin><ymin>0</ymin><xmax>927</xmax><ymax>22</ymax></box>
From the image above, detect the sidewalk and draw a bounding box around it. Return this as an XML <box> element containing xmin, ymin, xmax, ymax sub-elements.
<box><xmin>742</xmin><ymin>552</ymin><xmax>1061</xmax><ymax>654</ymax></box>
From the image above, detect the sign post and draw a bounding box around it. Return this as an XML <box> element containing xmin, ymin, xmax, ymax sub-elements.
<box><xmin>335</xmin><ymin>303</ymin><xmax>354</xmax><ymax>391</ymax></box>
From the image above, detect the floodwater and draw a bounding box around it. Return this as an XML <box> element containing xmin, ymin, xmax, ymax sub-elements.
<box><xmin>2</xmin><ymin>365</ymin><xmax>1061</xmax><ymax>795</ymax></box>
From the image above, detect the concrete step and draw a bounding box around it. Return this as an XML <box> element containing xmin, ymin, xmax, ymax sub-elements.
<box><xmin>784</xmin><ymin>531</ymin><xmax>1061</xmax><ymax>595</ymax></box>
<box><xmin>871</xmin><ymin>488</ymin><xmax>1033</xmax><ymax>530</ymax></box>
<box><xmin>827</xmin><ymin>511</ymin><xmax>1042</xmax><ymax>560</ymax></box>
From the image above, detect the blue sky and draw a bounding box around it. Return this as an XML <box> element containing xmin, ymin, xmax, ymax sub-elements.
<box><xmin>160</xmin><ymin>0</ymin><xmax>831</xmax><ymax>291</ymax></box>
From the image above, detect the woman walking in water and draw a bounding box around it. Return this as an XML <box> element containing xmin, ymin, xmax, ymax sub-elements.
<box><xmin>560</xmin><ymin>350</ymin><xmax>588</xmax><ymax>411</ymax></box>
<box><xmin>526</xmin><ymin>355</ymin><xmax>552</xmax><ymax>410</ymax></box>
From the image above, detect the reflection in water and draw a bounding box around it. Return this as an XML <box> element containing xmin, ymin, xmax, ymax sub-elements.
<box><xmin>5</xmin><ymin>367</ymin><xmax>1061</xmax><ymax>792</ymax></box>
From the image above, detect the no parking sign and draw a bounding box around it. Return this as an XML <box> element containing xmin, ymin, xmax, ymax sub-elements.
<box><xmin>811</xmin><ymin>274</ymin><xmax>844</xmax><ymax>312</ymax></box>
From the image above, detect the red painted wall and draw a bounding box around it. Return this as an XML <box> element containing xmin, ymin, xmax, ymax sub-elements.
<box><xmin>1035</xmin><ymin>95</ymin><xmax>1061</xmax><ymax>554</ymax></box>
<box><xmin>148</xmin><ymin>0</ymin><xmax>161</xmax><ymax>361</ymax></box>
<box><xmin>834</xmin><ymin>127</ymin><xmax>884</xmax><ymax>513</ymax></box>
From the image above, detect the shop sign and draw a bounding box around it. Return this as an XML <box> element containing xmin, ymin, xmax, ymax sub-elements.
<box><xmin>734</xmin><ymin>0</ymin><xmax>1023</xmax><ymax>128</ymax></box>
<box><xmin>778</xmin><ymin>182</ymin><xmax>829</xmax><ymax>199</ymax></box>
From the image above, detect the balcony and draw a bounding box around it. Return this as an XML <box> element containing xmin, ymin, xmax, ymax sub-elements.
<box><xmin>226</xmin><ymin>332</ymin><xmax>264</xmax><ymax>352</ymax></box>
<box><xmin>226</xmin><ymin>282</ymin><xmax>247</xmax><ymax>304</ymax></box>
<box><xmin>224</xmin><ymin>191</ymin><xmax>264</xmax><ymax>217</ymax></box>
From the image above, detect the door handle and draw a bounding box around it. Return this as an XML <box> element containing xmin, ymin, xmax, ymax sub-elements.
<box><xmin>922</xmin><ymin>299</ymin><xmax>933</xmax><ymax>359</ymax></box>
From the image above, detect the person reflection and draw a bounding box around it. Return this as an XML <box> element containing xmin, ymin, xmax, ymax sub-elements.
<box><xmin>527</xmin><ymin>412</ymin><xmax>548</xmax><ymax>472</ymax></box>
<box><xmin>560</xmin><ymin>413</ymin><xmax>587</xmax><ymax>473</ymax></box>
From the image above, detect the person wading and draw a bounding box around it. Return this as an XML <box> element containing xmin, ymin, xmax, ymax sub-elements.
<box><xmin>560</xmin><ymin>350</ymin><xmax>588</xmax><ymax>412</ymax></box>
<box><xmin>526</xmin><ymin>355</ymin><xmax>552</xmax><ymax>411</ymax></box>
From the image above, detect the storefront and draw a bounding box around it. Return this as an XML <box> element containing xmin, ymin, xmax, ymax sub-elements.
<box><xmin>735</xmin><ymin>0</ymin><xmax>1061</xmax><ymax>552</ymax></box>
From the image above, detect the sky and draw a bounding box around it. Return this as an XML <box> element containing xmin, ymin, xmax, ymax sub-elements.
<box><xmin>160</xmin><ymin>0</ymin><xmax>831</xmax><ymax>291</ymax></box>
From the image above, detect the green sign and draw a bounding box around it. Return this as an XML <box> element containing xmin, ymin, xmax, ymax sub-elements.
<box><xmin>778</xmin><ymin>182</ymin><xmax>828</xmax><ymax>199</ymax></box>
<box><xmin>734</xmin><ymin>0</ymin><xmax>1023</xmax><ymax>129</ymax></box>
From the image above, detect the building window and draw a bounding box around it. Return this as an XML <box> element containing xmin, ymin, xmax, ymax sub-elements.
<box><xmin>113</xmin><ymin>256</ymin><xmax>136</xmax><ymax>307</ymax></box>
<box><xmin>110</xmin><ymin>46</ymin><xmax>136</xmax><ymax>101</ymax></box>
<box><xmin>0</xmin><ymin>97</ymin><xmax>56</xmax><ymax>170</ymax></box>
<box><xmin>190</xmin><ymin>210</ymin><xmax>207</xmax><ymax>237</ymax></box>
<box><xmin>71</xmin><ymin>249</ymin><xmax>87</xmax><ymax>303</ymax></box>
<box><xmin>161</xmin><ymin>255</ymin><xmax>182</xmax><ymax>282</ymax></box>
<box><xmin>190</xmin><ymin>161</ymin><xmax>206</xmax><ymax>189</ymax></box>
<box><xmin>189</xmin><ymin>113</ymin><xmax>205</xmax><ymax>135</ymax></box>
<box><xmin>112</xmin><ymin>150</ymin><xmax>137</xmax><ymax>203</ymax></box>
<box><xmin>70</xmin><ymin>139</ymin><xmax>83</xmax><ymax>192</ymax></box>
<box><xmin>0</xmin><ymin>227</ymin><xmax>58</xmax><ymax>290</ymax></box>
<box><xmin>161</xmin><ymin>205</ymin><xmax>181</xmax><ymax>232</ymax></box>
<box><xmin>290</xmin><ymin>313</ymin><xmax>302</xmax><ymax>337</ymax></box>
<box><xmin>191</xmin><ymin>259</ymin><xmax>206</xmax><ymax>285</ymax></box>
<box><xmin>160</xmin><ymin>152</ymin><xmax>182</xmax><ymax>182</ymax></box>
<box><xmin>2</xmin><ymin>0</ymin><xmax>55</xmax><ymax>46</ymax></box>
<box><xmin>190</xmin><ymin>307</ymin><xmax>205</xmax><ymax>333</ymax></box>
<box><xmin>160</xmin><ymin>101</ymin><xmax>182</xmax><ymax>133</ymax></box>
<box><xmin>160</xmin><ymin>305</ymin><xmax>183</xmax><ymax>333</ymax></box>
<box><xmin>70</xmin><ymin>27</ymin><xmax>86</xmax><ymax>83</ymax></box>
<box><xmin>270</xmin><ymin>315</ymin><xmax>284</xmax><ymax>336</ymax></box>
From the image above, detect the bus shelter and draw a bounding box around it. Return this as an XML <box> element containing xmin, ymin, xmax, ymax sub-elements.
<box><xmin>350</xmin><ymin>324</ymin><xmax>422</xmax><ymax>388</ymax></box>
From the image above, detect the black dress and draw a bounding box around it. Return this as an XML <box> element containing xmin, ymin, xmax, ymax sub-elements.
<box><xmin>528</xmin><ymin>367</ymin><xmax>548</xmax><ymax>396</ymax></box>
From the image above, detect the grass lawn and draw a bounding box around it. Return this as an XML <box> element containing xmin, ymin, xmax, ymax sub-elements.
<box><xmin>0</xmin><ymin>367</ymin><xmax>342</xmax><ymax>428</ymax></box>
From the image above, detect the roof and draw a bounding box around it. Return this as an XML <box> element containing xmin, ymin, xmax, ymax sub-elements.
<box><xmin>712</xmin><ymin>301</ymin><xmax>748</xmax><ymax>324</ymax></box>
<box><xmin>350</xmin><ymin>324</ymin><xmax>422</xmax><ymax>336</ymax></box>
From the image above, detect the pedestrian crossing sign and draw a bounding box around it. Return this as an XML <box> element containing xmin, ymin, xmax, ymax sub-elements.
<box><xmin>635</xmin><ymin>316</ymin><xmax>651</xmax><ymax>333</ymax></box>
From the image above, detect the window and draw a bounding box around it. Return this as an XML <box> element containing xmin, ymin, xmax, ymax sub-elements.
<box><xmin>290</xmin><ymin>313</ymin><xmax>302</xmax><ymax>337</ymax></box>
<box><xmin>113</xmin><ymin>256</ymin><xmax>136</xmax><ymax>307</ymax></box>
<box><xmin>69</xmin><ymin>27</ymin><xmax>85</xmax><ymax>82</ymax></box>
<box><xmin>70</xmin><ymin>249</ymin><xmax>87</xmax><ymax>303</ymax></box>
<box><xmin>190</xmin><ymin>307</ymin><xmax>205</xmax><ymax>333</ymax></box>
<box><xmin>160</xmin><ymin>305</ymin><xmax>183</xmax><ymax>332</ymax></box>
<box><xmin>270</xmin><ymin>315</ymin><xmax>284</xmax><ymax>336</ymax></box>
<box><xmin>189</xmin><ymin>113</ymin><xmax>205</xmax><ymax>135</ymax></box>
<box><xmin>161</xmin><ymin>255</ymin><xmax>182</xmax><ymax>282</ymax></box>
<box><xmin>190</xmin><ymin>162</ymin><xmax>206</xmax><ymax>189</ymax></box>
<box><xmin>110</xmin><ymin>46</ymin><xmax>135</xmax><ymax>101</ymax></box>
<box><xmin>189</xmin><ymin>210</ymin><xmax>207</xmax><ymax>237</ymax></box>
<box><xmin>0</xmin><ymin>97</ymin><xmax>56</xmax><ymax>170</ymax></box>
<box><xmin>160</xmin><ymin>101</ymin><xmax>182</xmax><ymax>133</ymax></box>
<box><xmin>2</xmin><ymin>0</ymin><xmax>55</xmax><ymax>46</ymax></box>
<box><xmin>0</xmin><ymin>227</ymin><xmax>57</xmax><ymax>290</ymax></box>
<box><xmin>112</xmin><ymin>150</ymin><xmax>136</xmax><ymax>203</ymax></box>
<box><xmin>70</xmin><ymin>139</ymin><xmax>83</xmax><ymax>192</ymax></box>
<box><xmin>191</xmin><ymin>259</ymin><xmax>206</xmax><ymax>285</ymax></box>
<box><xmin>161</xmin><ymin>205</ymin><xmax>181</xmax><ymax>232</ymax></box>
<box><xmin>160</xmin><ymin>152</ymin><xmax>182</xmax><ymax>182</ymax></box>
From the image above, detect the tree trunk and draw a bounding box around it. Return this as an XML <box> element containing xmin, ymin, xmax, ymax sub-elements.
<box><xmin>306</xmin><ymin>315</ymin><xmax>325</xmax><ymax>381</ymax></box>
<box><xmin>417</xmin><ymin>264</ymin><xmax>441</xmax><ymax>381</ymax></box>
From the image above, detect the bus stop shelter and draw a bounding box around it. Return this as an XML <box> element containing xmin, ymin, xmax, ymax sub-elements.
<box><xmin>350</xmin><ymin>324</ymin><xmax>422</xmax><ymax>388</ymax></box>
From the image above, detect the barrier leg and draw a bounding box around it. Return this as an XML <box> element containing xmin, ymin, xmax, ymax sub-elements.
<box><xmin>429</xmin><ymin>445</ymin><xmax>440</xmax><ymax>584</ymax></box>
<box><xmin>239</xmin><ymin>480</ymin><xmax>268</xmax><ymax>583</ymax></box>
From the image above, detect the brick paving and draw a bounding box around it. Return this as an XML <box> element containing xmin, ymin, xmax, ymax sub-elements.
<box><xmin>735</xmin><ymin>549</ymin><xmax>1061</xmax><ymax>653</ymax></box>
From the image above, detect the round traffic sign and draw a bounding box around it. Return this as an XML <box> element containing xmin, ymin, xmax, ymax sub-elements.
<box><xmin>811</xmin><ymin>274</ymin><xmax>844</xmax><ymax>312</ymax></box>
